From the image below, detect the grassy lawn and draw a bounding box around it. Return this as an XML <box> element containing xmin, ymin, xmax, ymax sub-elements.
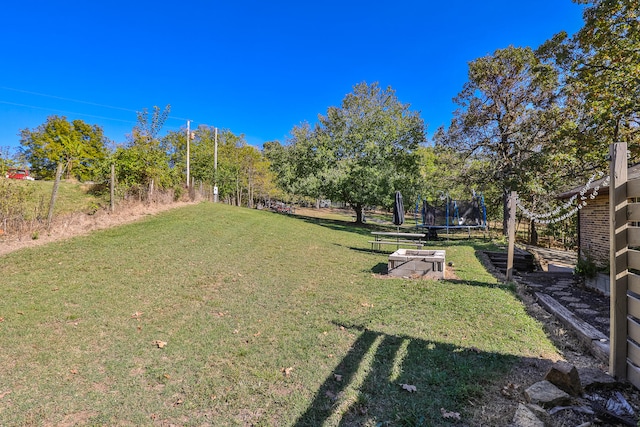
<box><xmin>0</xmin><ymin>203</ymin><xmax>560</xmax><ymax>426</ymax></box>
<box><xmin>2</xmin><ymin>179</ymin><xmax>108</xmax><ymax>219</ymax></box>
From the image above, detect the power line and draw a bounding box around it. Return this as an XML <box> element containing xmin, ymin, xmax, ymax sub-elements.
<box><xmin>0</xmin><ymin>100</ymin><xmax>137</xmax><ymax>125</ymax></box>
<box><xmin>0</xmin><ymin>86</ymin><xmax>138</xmax><ymax>113</ymax></box>
<box><xmin>0</xmin><ymin>86</ymin><xmax>191</xmax><ymax>122</ymax></box>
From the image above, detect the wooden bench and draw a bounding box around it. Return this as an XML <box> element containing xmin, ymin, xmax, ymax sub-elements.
<box><xmin>369</xmin><ymin>231</ymin><xmax>427</xmax><ymax>251</ymax></box>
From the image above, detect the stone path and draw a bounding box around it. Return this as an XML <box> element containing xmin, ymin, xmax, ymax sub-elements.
<box><xmin>515</xmin><ymin>247</ymin><xmax>611</xmax><ymax>363</ymax></box>
<box><xmin>483</xmin><ymin>245</ymin><xmax>614</xmax><ymax>362</ymax></box>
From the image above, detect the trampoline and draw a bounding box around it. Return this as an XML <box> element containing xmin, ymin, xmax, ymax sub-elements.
<box><xmin>415</xmin><ymin>194</ymin><xmax>487</xmax><ymax>239</ymax></box>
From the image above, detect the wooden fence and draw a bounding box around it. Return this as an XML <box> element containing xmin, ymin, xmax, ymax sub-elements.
<box><xmin>609</xmin><ymin>142</ymin><xmax>640</xmax><ymax>388</ymax></box>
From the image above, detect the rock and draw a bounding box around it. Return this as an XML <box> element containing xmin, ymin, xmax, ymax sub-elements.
<box><xmin>512</xmin><ymin>403</ymin><xmax>545</xmax><ymax>427</ymax></box>
<box><xmin>544</xmin><ymin>361</ymin><xmax>582</xmax><ymax>396</ymax></box>
<box><xmin>525</xmin><ymin>380</ymin><xmax>572</xmax><ymax>409</ymax></box>
<box><xmin>578</xmin><ymin>367</ymin><xmax>617</xmax><ymax>391</ymax></box>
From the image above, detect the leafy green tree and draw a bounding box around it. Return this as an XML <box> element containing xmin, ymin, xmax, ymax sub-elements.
<box><xmin>19</xmin><ymin>115</ymin><xmax>109</xmax><ymax>181</ymax></box>
<box><xmin>264</xmin><ymin>123</ymin><xmax>327</xmax><ymax>204</ymax></box>
<box><xmin>114</xmin><ymin>105</ymin><xmax>174</xmax><ymax>198</ymax></box>
<box><xmin>539</xmin><ymin>0</ymin><xmax>640</xmax><ymax>162</ymax></box>
<box><xmin>0</xmin><ymin>146</ymin><xmax>15</xmax><ymax>176</ymax></box>
<box><xmin>574</xmin><ymin>0</ymin><xmax>640</xmax><ymax>148</ymax></box>
<box><xmin>214</xmin><ymin>130</ymin><xmax>272</xmax><ymax>207</ymax></box>
<box><xmin>435</xmin><ymin>46</ymin><xmax>561</xmax><ymax>233</ymax></box>
<box><xmin>279</xmin><ymin>82</ymin><xmax>425</xmax><ymax>223</ymax></box>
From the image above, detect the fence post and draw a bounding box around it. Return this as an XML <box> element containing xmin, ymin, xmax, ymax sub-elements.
<box><xmin>506</xmin><ymin>191</ymin><xmax>517</xmax><ymax>281</ymax></box>
<box><xmin>110</xmin><ymin>163</ymin><xmax>115</xmax><ymax>213</ymax></box>
<box><xmin>609</xmin><ymin>142</ymin><xmax>628</xmax><ymax>379</ymax></box>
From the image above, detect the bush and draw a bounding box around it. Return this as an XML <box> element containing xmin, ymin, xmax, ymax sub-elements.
<box><xmin>0</xmin><ymin>179</ymin><xmax>37</xmax><ymax>233</ymax></box>
<box><xmin>574</xmin><ymin>253</ymin><xmax>598</xmax><ymax>278</ymax></box>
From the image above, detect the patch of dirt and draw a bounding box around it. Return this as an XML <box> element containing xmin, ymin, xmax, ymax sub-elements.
<box><xmin>0</xmin><ymin>200</ymin><xmax>196</xmax><ymax>257</ymax></box>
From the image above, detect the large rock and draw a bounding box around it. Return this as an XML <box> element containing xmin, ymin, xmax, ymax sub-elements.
<box><xmin>525</xmin><ymin>380</ymin><xmax>572</xmax><ymax>408</ymax></box>
<box><xmin>544</xmin><ymin>361</ymin><xmax>582</xmax><ymax>396</ymax></box>
<box><xmin>512</xmin><ymin>403</ymin><xmax>544</xmax><ymax>427</ymax></box>
<box><xmin>578</xmin><ymin>367</ymin><xmax>617</xmax><ymax>391</ymax></box>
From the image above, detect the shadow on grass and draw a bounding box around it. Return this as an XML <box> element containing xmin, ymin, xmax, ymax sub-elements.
<box><xmin>293</xmin><ymin>324</ymin><xmax>535</xmax><ymax>426</ymax></box>
<box><xmin>293</xmin><ymin>213</ymin><xmax>438</xmax><ymax>238</ymax></box>
<box><xmin>292</xmin><ymin>214</ymin><xmax>374</xmax><ymax>237</ymax></box>
<box><xmin>370</xmin><ymin>262</ymin><xmax>387</xmax><ymax>275</ymax></box>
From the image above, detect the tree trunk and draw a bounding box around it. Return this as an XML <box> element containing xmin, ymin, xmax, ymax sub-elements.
<box><xmin>502</xmin><ymin>189</ymin><xmax>510</xmax><ymax>236</ymax></box>
<box><xmin>354</xmin><ymin>203</ymin><xmax>364</xmax><ymax>224</ymax></box>
<box><xmin>149</xmin><ymin>179</ymin><xmax>155</xmax><ymax>201</ymax></box>
<box><xmin>529</xmin><ymin>219</ymin><xmax>538</xmax><ymax>246</ymax></box>
<box><xmin>47</xmin><ymin>162</ymin><xmax>64</xmax><ymax>230</ymax></box>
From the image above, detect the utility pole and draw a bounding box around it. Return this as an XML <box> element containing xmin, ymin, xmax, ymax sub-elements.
<box><xmin>214</xmin><ymin>127</ymin><xmax>219</xmax><ymax>202</ymax></box>
<box><xmin>186</xmin><ymin>120</ymin><xmax>191</xmax><ymax>188</ymax></box>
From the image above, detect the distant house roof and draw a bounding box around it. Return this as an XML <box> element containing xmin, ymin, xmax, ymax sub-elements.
<box><xmin>557</xmin><ymin>163</ymin><xmax>640</xmax><ymax>199</ymax></box>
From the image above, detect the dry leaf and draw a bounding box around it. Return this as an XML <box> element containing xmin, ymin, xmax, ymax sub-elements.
<box><xmin>501</xmin><ymin>382</ymin><xmax>519</xmax><ymax>397</ymax></box>
<box><xmin>131</xmin><ymin>311</ymin><xmax>143</xmax><ymax>319</ymax></box>
<box><xmin>401</xmin><ymin>384</ymin><xmax>417</xmax><ymax>392</ymax></box>
<box><xmin>282</xmin><ymin>367</ymin><xmax>293</xmax><ymax>377</ymax></box>
<box><xmin>334</xmin><ymin>374</ymin><xmax>342</xmax><ymax>382</ymax></box>
<box><xmin>153</xmin><ymin>340</ymin><xmax>167</xmax><ymax>349</ymax></box>
<box><xmin>0</xmin><ymin>391</ymin><xmax>11</xmax><ymax>399</ymax></box>
<box><xmin>253</xmin><ymin>331</ymin><xmax>261</xmax><ymax>337</ymax></box>
<box><xmin>440</xmin><ymin>408</ymin><xmax>461</xmax><ymax>420</ymax></box>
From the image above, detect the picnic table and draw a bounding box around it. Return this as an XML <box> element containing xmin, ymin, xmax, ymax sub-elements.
<box><xmin>369</xmin><ymin>231</ymin><xmax>427</xmax><ymax>251</ymax></box>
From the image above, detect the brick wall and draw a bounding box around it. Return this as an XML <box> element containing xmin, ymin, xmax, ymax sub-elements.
<box><xmin>578</xmin><ymin>195</ymin><xmax>609</xmax><ymax>267</ymax></box>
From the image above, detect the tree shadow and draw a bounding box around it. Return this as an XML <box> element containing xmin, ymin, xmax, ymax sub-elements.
<box><xmin>293</xmin><ymin>323</ymin><xmax>544</xmax><ymax>426</ymax></box>
<box><xmin>292</xmin><ymin>214</ymin><xmax>374</xmax><ymax>237</ymax></box>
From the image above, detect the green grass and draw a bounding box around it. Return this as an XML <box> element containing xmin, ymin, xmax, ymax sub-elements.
<box><xmin>0</xmin><ymin>203</ymin><xmax>559</xmax><ymax>426</ymax></box>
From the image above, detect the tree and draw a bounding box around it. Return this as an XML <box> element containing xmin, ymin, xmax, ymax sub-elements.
<box><xmin>279</xmin><ymin>82</ymin><xmax>425</xmax><ymax>223</ymax></box>
<box><xmin>115</xmin><ymin>105</ymin><xmax>174</xmax><ymax>198</ymax></box>
<box><xmin>574</xmin><ymin>0</ymin><xmax>640</xmax><ymax>147</ymax></box>
<box><xmin>265</xmin><ymin>123</ymin><xmax>327</xmax><ymax>204</ymax></box>
<box><xmin>435</xmin><ymin>46</ymin><xmax>561</xmax><ymax>234</ymax></box>
<box><xmin>20</xmin><ymin>116</ymin><xmax>109</xmax><ymax>228</ymax></box>
<box><xmin>535</xmin><ymin>0</ymin><xmax>640</xmax><ymax>166</ymax></box>
<box><xmin>20</xmin><ymin>115</ymin><xmax>108</xmax><ymax>181</ymax></box>
<box><xmin>0</xmin><ymin>146</ymin><xmax>15</xmax><ymax>175</ymax></box>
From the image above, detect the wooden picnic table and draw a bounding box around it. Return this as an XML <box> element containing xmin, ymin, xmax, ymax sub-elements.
<box><xmin>369</xmin><ymin>231</ymin><xmax>426</xmax><ymax>251</ymax></box>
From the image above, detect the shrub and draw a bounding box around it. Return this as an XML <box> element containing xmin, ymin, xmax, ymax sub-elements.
<box><xmin>0</xmin><ymin>179</ymin><xmax>37</xmax><ymax>233</ymax></box>
<box><xmin>574</xmin><ymin>253</ymin><xmax>598</xmax><ymax>278</ymax></box>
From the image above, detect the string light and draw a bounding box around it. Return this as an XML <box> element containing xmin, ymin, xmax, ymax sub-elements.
<box><xmin>516</xmin><ymin>171</ymin><xmax>610</xmax><ymax>224</ymax></box>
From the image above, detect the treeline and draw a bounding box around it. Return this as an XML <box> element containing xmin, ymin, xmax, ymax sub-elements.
<box><xmin>8</xmin><ymin>106</ymin><xmax>280</xmax><ymax>208</ymax></box>
<box><xmin>262</xmin><ymin>0</ymin><xmax>640</xmax><ymax>243</ymax></box>
<box><xmin>2</xmin><ymin>0</ymin><xmax>637</xmax><ymax>243</ymax></box>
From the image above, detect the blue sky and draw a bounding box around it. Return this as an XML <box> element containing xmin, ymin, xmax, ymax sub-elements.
<box><xmin>1</xmin><ymin>1</ymin><xmax>586</xmax><ymax>155</ymax></box>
